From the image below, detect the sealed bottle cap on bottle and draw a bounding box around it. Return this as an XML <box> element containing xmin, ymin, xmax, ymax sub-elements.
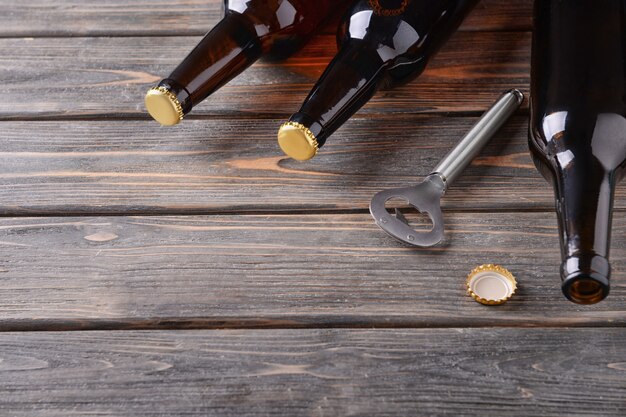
<box><xmin>277</xmin><ymin>122</ymin><xmax>319</xmax><ymax>161</ymax></box>
<box><xmin>145</xmin><ymin>86</ymin><xmax>184</xmax><ymax>126</ymax></box>
<box><xmin>466</xmin><ymin>264</ymin><xmax>517</xmax><ymax>305</ymax></box>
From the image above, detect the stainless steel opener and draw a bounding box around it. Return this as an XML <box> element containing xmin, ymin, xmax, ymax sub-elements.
<box><xmin>369</xmin><ymin>89</ymin><xmax>524</xmax><ymax>247</ymax></box>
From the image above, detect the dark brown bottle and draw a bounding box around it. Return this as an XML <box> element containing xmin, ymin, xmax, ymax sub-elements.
<box><xmin>529</xmin><ymin>0</ymin><xmax>626</xmax><ymax>304</ymax></box>
<box><xmin>277</xmin><ymin>0</ymin><xmax>479</xmax><ymax>160</ymax></box>
<box><xmin>145</xmin><ymin>0</ymin><xmax>349</xmax><ymax>126</ymax></box>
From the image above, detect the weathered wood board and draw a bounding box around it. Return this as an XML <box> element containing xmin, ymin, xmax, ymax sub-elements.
<box><xmin>0</xmin><ymin>329</ymin><xmax>624</xmax><ymax>416</ymax></box>
<box><xmin>0</xmin><ymin>31</ymin><xmax>529</xmax><ymax>119</ymax></box>
<box><xmin>3</xmin><ymin>117</ymin><xmax>626</xmax><ymax>214</ymax></box>
<box><xmin>0</xmin><ymin>213</ymin><xmax>624</xmax><ymax>329</ymax></box>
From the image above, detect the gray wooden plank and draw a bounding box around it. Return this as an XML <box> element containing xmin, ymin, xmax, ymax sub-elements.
<box><xmin>1</xmin><ymin>116</ymin><xmax>597</xmax><ymax>214</ymax></box>
<box><xmin>0</xmin><ymin>0</ymin><xmax>532</xmax><ymax>37</ymax></box>
<box><xmin>0</xmin><ymin>31</ymin><xmax>529</xmax><ymax>119</ymax></box>
<box><xmin>0</xmin><ymin>328</ymin><xmax>624</xmax><ymax>416</ymax></box>
<box><xmin>0</xmin><ymin>213</ymin><xmax>625</xmax><ymax>328</ymax></box>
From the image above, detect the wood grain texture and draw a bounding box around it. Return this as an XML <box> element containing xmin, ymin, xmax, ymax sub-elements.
<box><xmin>0</xmin><ymin>30</ymin><xmax>529</xmax><ymax>119</ymax></box>
<box><xmin>0</xmin><ymin>329</ymin><xmax>624</xmax><ymax>416</ymax></box>
<box><xmin>0</xmin><ymin>116</ymin><xmax>593</xmax><ymax>215</ymax></box>
<box><xmin>0</xmin><ymin>214</ymin><xmax>625</xmax><ymax>329</ymax></box>
<box><xmin>0</xmin><ymin>0</ymin><xmax>532</xmax><ymax>37</ymax></box>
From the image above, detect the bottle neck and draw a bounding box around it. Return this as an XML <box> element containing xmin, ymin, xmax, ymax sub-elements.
<box><xmin>552</xmin><ymin>156</ymin><xmax>615</xmax><ymax>304</ymax></box>
<box><xmin>289</xmin><ymin>41</ymin><xmax>388</xmax><ymax>148</ymax></box>
<box><xmin>161</xmin><ymin>11</ymin><xmax>263</xmax><ymax>114</ymax></box>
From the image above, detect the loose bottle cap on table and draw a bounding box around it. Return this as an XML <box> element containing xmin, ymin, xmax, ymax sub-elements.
<box><xmin>278</xmin><ymin>122</ymin><xmax>319</xmax><ymax>161</ymax></box>
<box><xmin>145</xmin><ymin>86</ymin><xmax>184</xmax><ymax>126</ymax></box>
<box><xmin>466</xmin><ymin>264</ymin><xmax>517</xmax><ymax>305</ymax></box>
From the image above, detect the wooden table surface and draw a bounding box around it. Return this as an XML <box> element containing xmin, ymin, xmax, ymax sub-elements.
<box><xmin>1</xmin><ymin>1</ymin><xmax>625</xmax><ymax>415</ymax></box>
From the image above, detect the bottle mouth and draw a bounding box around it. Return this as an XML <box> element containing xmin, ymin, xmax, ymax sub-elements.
<box><xmin>560</xmin><ymin>255</ymin><xmax>611</xmax><ymax>304</ymax></box>
<box><xmin>561</xmin><ymin>269</ymin><xmax>610</xmax><ymax>305</ymax></box>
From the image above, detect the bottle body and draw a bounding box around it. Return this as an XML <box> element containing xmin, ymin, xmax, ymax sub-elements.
<box><xmin>146</xmin><ymin>0</ymin><xmax>346</xmax><ymax>126</ymax></box>
<box><xmin>278</xmin><ymin>0</ymin><xmax>479</xmax><ymax>160</ymax></box>
<box><xmin>529</xmin><ymin>0</ymin><xmax>626</xmax><ymax>304</ymax></box>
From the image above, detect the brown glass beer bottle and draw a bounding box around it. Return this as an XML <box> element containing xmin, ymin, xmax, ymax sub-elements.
<box><xmin>277</xmin><ymin>0</ymin><xmax>478</xmax><ymax>160</ymax></box>
<box><xmin>529</xmin><ymin>0</ymin><xmax>626</xmax><ymax>304</ymax></box>
<box><xmin>145</xmin><ymin>0</ymin><xmax>348</xmax><ymax>126</ymax></box>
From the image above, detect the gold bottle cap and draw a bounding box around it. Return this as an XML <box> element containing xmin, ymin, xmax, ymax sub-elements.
<box><xmin>145</xmin><ymin>86</ymin><xmax>184</xmax><ymax>126</ymax></box>
<box><xmin>466</xmin><ymin>264</ymin><xmax>517</xmax><ymax>305</ymax></box>
<box><xmin>277</xmin><ymin>121</ymin><xmax>319</xmax><ymax>161</ymax></box>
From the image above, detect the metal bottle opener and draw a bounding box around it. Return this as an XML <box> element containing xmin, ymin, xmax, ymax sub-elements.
<box><xmin>369</xmin><ymin>89</ymin><xmax>524</xmax><ymax>247</ymax></box>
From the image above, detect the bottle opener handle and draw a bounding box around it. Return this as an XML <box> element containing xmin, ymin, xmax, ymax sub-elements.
<box><xmin>432</xmin><ymin>89</ymin><xmax>524</xmax><ymax>187</ymax></box>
